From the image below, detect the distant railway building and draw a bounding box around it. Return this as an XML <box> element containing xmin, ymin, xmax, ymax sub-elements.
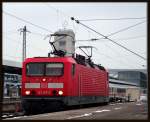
<box><xmin>3</xmin><ymin>60</ymin><xmax>22</xmax><ymax>98</ymax></box>
<box><xmin>109</xmin><ymin>79</ymin><xmax>140</xmax><ymax>102</ymax></box>
<box><xmin>118</xmin><ymin>71</ymin><xmax>147</xmax><ymax>94</ymax></box>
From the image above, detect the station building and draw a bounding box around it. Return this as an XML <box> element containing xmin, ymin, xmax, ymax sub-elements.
<box><xmin>3</xmin><ymin>59</ymin><xmax>22</xmax><ymax>98</ymax></box>
<box><xmin>109</xmin><ymin>79</ymin><xmax>140</xmax><ymax>101</ymax></box>
<box><xmin>118</xmin><ymin>71</ymin><xmax>147</xmax><ymax>95</ymax></box>
<box><xmin>108</xmin><ymin>69</ymin><xmax>147</xmax><ymax>94</ymax></box>
<box><xmin>118</xmin><ymin>71</ymin><xmax>147</xmax><ymax>88</ymax></box>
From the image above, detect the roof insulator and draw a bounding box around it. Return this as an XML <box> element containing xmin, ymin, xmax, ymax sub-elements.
<box><xmin>76</xmin><ymin>20</ymin><xmax>80</xmax><ymax>24</ymax></box>
<box><xmin>71</xmin><ymin>17</ymin><xmax>74</xmax><ymax>20</ymax></box>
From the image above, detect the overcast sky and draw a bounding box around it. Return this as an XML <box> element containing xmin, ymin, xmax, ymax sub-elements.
<box><xmin>3</xmin><ymin>2</ymin><xmax>147</xmax><ymax>69</ymax></box>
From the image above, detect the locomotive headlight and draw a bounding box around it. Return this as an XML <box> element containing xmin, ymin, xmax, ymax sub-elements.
<box><xmin>58</xmin><ymin>90</ymin><xmax>63</xmax><ymax>95</ymax></box>
<box><xmin>25</xmin><ymin>90</ymin><xmax>30</xmax><ymax>95</ymax></box>
<box><xmin>42</xmin><ymin>78</ymin><xmax>46</xmax><ymax>82</ymax></box>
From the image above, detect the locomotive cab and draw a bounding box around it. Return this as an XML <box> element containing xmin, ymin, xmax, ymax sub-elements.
<box><xmin>21</xmin><ymin>57</ymin><xmax>76</xmax><ymax>114</ymax></box>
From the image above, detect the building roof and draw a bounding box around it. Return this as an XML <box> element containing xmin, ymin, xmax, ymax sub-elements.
<box><xmin>109</xmin><ymin>83</ymin><xmax>139</xmax><ymax>89</ymax></box>
<box><xmin>108</xmin><ymin>68</ymin><xmax>147</xmax><ymax>74</ymax></box>
<box><xmin>109</xmin><ymin>78</ymin><xmax>138</xmax><ymax>86</ymax></box>
<box><xmin>3</xmin><ymin>59</ymin><xmax>22</xmax><ymax>68</ymax></box>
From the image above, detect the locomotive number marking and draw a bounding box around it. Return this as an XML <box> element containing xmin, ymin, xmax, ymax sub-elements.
<box><xmin>41</xmin><ymin>83</ymin><xmax>48</xmax><ymax>88</ymax></box>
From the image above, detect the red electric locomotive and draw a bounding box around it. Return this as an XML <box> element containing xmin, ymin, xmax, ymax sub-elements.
<box><xmin>21</xmin><ymin>30</ymin><xmax>109</xmax><ymax>114</ymax></box>
<box><xmin>22</xmin><ymin>56</ymin><xmax>109</xmax><ymax>114</ymax></box>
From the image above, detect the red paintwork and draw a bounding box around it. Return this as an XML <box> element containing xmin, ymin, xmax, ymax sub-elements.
<box><xmin>21</xmin><ymin>57</ymin><xmax>109</xmax><ymax>97</ymax></box>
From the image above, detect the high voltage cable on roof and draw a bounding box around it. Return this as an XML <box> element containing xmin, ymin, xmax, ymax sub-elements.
<box><xmin>71</xmin><ymin>17</ymin><xmax>146</xmax><ymax>61</ymax></box>
<box><xmin>3</xmin><ymin>11</ymin><xmax>53</xmax><ymax>33</ymax></box>
<box><xmin>78</xmin><ymin>17</ymin><xmax>146</xmax><ymax>21</ymax></box>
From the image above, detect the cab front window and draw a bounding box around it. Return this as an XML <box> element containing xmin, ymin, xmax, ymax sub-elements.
<box><xmin>26</xmin><ymin>62</ymin><xmax>64</xmax><ymax>76</ymax></box>
<box><xmin>46</xmin><ymin>63</ymin><xmax>63</xmax><ymax>76</ymax></box>
<box><xmin>26</xmin><ymin>63</ymin><xmax>44</xmax><ymax>76</ymax></box>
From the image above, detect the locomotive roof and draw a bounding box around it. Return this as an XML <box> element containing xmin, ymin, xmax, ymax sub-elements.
<box><xmin>24</xmin><ymin>56</ymin><xmax>107</xmax><ymax>72</ymax></box>
<box><xmin>24</xmin><ymin>57</ymin><xmax>76</xmax><ymax>63</ymax></box>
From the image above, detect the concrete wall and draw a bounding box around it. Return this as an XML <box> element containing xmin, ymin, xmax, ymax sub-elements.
<box><xmin>126</xmin><ymin>88</ymin><xmax>140</xmax><ymax>101</ymax></box>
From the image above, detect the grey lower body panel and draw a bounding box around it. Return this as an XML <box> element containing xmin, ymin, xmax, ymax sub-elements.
<box><xmin>67</xmin><ymin>96</ymin><xmax>109</xmax><ymax>106</ymax></box>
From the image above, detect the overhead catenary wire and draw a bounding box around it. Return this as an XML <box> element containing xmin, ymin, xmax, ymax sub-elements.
<box><xmin>80</xmin><ymin>43</ymin><xmax>144</xmax><ymax>69</ymax></box>
<box><xmin>113</xmin><ymin>35</ymin><xmax>146</xmax><ymax>41</ymax></box>
<box><xmin>44</xmin><ymin>5</ymin><xmax>146</xmax><ymax>63</ymax></box>
<box><xmin>71</xmin><ymin>17</ymin><xmax>146</xmax><ymax>61</ymax></box>
<box><xmin>48</xmin><ymin>6</ymin><xmax>146</xmax><ymax>67</ymax></box>
<box><xmin>101</xmin><ymin>43</ymin><xmax>144</xmax><ymax>68</ymax></box>
<box><xmin>94</xmin><ymin>38</ymin><xmax>145</xmax><ymax>68</ymax></box>
<box><xmin>85</xmin><ymin>35</ymin><xmax>146</xmax><ymax>43</ymax></box>
<box><xmin>88</xmin><ymin>21</ymin><xmax>146</xmax><ymax>41</ymax></box>
<box><xmin>93</xmin><ymin>49</ymin><xmax>141</xmax><ymax>69</ymax></box>
<box><xmin>45</xmin><ymin>4</ymin><xmax>71</xmax><ymax>18</ymax></box>
<box><xmin>106</xmin><ymin>20</ymin><xmax>146</xmax><ymax>37</ymax></box>
<box><xmin>77</xmin><ymin>43</ymin><xmax>141</xmax><ymax>69</ymax></box>
<box><xmin>3</xmin><ymin>6</ymin><xmax>146</xmax><ymax>68</ymax></box>
<box><xmin>4</xmin><ymin>35</ymin><xmax>47</xmax><ymax>52</ymax></box>
<box><xmin>45</xmin><ymin>4</ymin><xmax>78</xmax><ymax>32</ymax></box>
<box><xmin>91</xmin><ymin>43</ymin><xmax>143</xmax><ymax>69</ymax></box>
<box><xmin>3</xmin><ymin>11</ymin><xmax>53</xmax><ymax>33</ymax></box>
<box><xmin>30</xmin><ymin>32</ymin><xmax>47</xmax><ymax>37</ymax></box>
<box><xmin>78</xmin><ymin>17</ymin><xmax>146</xmax><ymax>21</ymax></box>
<box><xmin>3</xmin><ymin>30</ymin><xmax>47</xmax><ymax>37</ymax></box>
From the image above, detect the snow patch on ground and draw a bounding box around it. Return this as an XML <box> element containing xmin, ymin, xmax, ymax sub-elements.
<box><xmin>114</xmin><ymin>107</ymin><xmax>122</xmax><ymax>110</ymax></box>
<box><xmin>95</xmin><ymin>109</ymin><xmax>111</xmax><ymax>113</ymax></box>
<box><xmin>110</xmin><ymin>104</ymin><xmax>116</xmax><ymax>105</ymax></box>
<box><xmin>2</xmin><ymin>115</ymin><xmax>8</xmax><ymax>118</ymax></box>
<box><xmin>67</xmin><ymin>113</ymin><xmax>92</xmax><ymax>119</ymax></box>
<box><xmin>136</xmin><ymin>103</ymin><xmax>142</xmax><ymax>106</ymax></box>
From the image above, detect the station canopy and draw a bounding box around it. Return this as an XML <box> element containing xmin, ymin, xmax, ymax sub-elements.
<box><xmin>109</xmin><ymin>83</ymin><xmax>139</xmax><ymax>89</ymax></box>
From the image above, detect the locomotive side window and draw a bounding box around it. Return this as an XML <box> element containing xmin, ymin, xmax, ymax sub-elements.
<box><xmin>26</xmin><ymin>63</ymin><xmax>44</xmax><ymax>76</ymax></box>
<box><xmin>46</xmin><ymin>63</ymin><xmax>63</xmax><ymax>76</ymax></box>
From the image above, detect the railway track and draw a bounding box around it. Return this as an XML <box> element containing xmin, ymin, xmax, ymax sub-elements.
<box><xmin>2</xmin><ymin>97</ymin><xmax>23</xmax><ymax>119</ymax></box>
<box><xmin>2</xmin><ymin>112</ymin><xmax>24</xmax><ymax>119</ymax></box>
<box><xmin>3</xmin><ymin>102</ymin><xmax>147</xmax><ymax>120</ymax></box>
<box><xmin>1</xmin><ymin>97</ymin><xmax>133</xmax><ymax>120</ymax></box>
